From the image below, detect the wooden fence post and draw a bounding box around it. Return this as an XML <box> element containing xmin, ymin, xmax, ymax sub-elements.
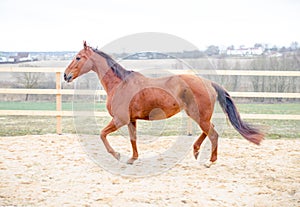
<box><xmin>56</xmin><ymin>72</ymin><xmax>62</xmax><ymax>134</ymax></box>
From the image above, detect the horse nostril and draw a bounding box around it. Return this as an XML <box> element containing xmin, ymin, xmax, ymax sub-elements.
<box><xmin>64</xmin><ymin>73</ymin><xmax>67</xmax><ymax>81</ymax></box>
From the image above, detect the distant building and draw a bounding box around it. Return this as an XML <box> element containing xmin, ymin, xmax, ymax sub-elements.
<box><xmin>123</xmin><ymin>52</ymin><xmax>171</xmax><ymax>60</ymax></box>
<box><xmin>0</xmin><ymin>56</ymin><xmax>8</xmax><ymax>63</ymax></box>
<box><xmin>8</xmin><ymin>52</ymin><xmax>33</xmax><ymax>63</ymax></box>
<box><xmin>226</xmin><ymin>46</ymin><xmax>263</xmax><ymax>56</ymax></box>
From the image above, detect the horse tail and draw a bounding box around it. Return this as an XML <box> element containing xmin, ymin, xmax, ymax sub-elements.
<box><xmin>211</xmin><ymin>82</ymin><xmax>264</xmax><ymax>145</ymax></box>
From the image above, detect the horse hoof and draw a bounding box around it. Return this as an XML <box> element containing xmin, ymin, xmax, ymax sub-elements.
<box><xmin>113</xmin><ymin>152</ymin><xmax>121</xmax><ymax>161</ymax></box>
<box><xmin>204</xmin><ymin>160</ymin><xmax>215</xmax><ymax>168</ymax></box>
<box><xmin>127</xmin><ymin>157</ymin><xmax>137</xmax><ymax>165</ymax></box>
<box><xmin>194</xmin><ymin>151</ymin><xmax>199</xmax><ymax>160</ymax></box>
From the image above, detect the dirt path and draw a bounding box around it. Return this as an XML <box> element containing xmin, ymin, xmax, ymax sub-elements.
<box><xmin>1</xmin><ymin>134</ymin><xmax>299</xmax><ymax>206</ymax></box>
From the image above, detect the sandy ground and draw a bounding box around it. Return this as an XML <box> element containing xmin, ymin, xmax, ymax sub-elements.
<box><xmin>0</xmin><ymin>134</ymin><xmax>299</xmax><ymax>207</ymax></box>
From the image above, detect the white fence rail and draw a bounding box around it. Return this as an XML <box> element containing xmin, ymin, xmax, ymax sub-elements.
<box><xmin>1</xmin><ymin>67</ymin><xmax>299</xmax><ymax>134</ymax></box>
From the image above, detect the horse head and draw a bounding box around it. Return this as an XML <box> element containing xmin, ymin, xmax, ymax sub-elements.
<box><xmin>64</xmin><ymin>41</ymin><xmax>94</xmax><ymax>82</ymax></box>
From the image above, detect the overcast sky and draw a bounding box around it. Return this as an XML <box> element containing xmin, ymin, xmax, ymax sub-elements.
<box><xmin>0</xmin><ymin>0</ymin><xmax>299</xmax><ymax>52</ymax></box>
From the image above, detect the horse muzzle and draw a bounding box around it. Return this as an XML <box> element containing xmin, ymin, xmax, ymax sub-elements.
<box><xmin>64</xmin><ymin>73</ymin><xmax>73</xmax><ymax>82</ymax></box>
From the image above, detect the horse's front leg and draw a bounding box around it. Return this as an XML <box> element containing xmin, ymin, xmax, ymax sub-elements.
<box><xmin>100</xmin><ymin>120</ymin><xmax>121</xmax><ymax>160</ymax></box>
<box><xmin>193</xmin><ymin>132</ymin><xmax>207</xmax><ymax>159</ymax></box>
<box><xmin>127</xmin><ymin>121</ymin><xmax>138</xmax><ymax>164</ymax></box>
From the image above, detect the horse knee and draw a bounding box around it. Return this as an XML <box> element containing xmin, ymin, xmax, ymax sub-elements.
<box><xmin>100</xmin><ymin>131</ymin><xmax>106</xmax><ymax>140</ymax></box>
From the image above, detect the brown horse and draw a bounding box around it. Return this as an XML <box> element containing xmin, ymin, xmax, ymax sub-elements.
<box><xmin>64</xmin><ymin>41</ymin><xmax>263</xmax><ymax>167</ymax></box>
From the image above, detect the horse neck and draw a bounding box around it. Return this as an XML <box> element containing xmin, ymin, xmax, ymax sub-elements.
<box><xmin>91</xmin><ymin>54</ymin><xmax>121</xmax><ymax>94</ymax></box>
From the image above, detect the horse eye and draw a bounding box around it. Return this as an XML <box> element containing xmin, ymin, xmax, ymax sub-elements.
<box><xmin>76</xmin><ymin>57</ymin><xmax>81</xmax><ymax>61</ymax></box>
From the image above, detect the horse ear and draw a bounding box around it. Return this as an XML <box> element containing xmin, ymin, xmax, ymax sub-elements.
<box><xmin>83</xmin><ymin>41</ymin><xmax>87</xmax><ymax>50</ymax></box>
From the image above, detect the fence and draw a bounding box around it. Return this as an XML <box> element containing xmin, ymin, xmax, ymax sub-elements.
<box><xmin>0</xmin><ymin>67</ymin><xmax>300</xmax><ymax>134</ymax></box>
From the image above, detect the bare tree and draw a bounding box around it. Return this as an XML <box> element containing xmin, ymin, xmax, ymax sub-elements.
<box><xmin>15</xmin><ymin>72</ymin><xmax>44</xmax><ymax>101</ymax></box>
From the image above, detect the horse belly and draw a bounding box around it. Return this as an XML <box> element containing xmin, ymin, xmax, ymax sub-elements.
<box><xmin>130</xmin><ymin>88</ymin><xmax>181</xmax><ymax>120</ymax></box>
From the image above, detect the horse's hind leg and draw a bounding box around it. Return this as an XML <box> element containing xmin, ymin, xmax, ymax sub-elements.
<box><xmin>100</xmin><ymin>120</ymin><xmax>121</xmax><ymax>160</ymax></box>
<box><xmin>127</xmin><ymin>121</ymin><xmax>138</xmax><ymax>164</ymax></box>
<box><xmin>196</xmin><ymin>120</ymin><xmax>218</xmax><ymax>167</ymax></box>
<box><xmin>205</xmin><ymin>124</ymin><xmax>219</xmax><ymax>168</ymax></box>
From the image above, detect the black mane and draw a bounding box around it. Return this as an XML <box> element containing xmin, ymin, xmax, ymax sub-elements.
<box><xmin>92</xmin><ymin>49</ymin><xmax>133</xmax><ymax>80</ymax></box>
